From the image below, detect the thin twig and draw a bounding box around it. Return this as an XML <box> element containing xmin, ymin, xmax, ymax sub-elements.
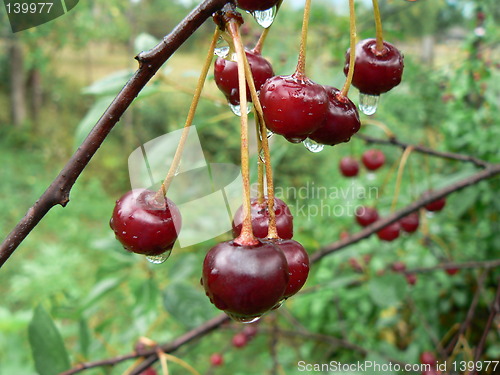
<box><xmin>0</xmin><ymin>0</ymin><xmax>229</xmax><ymax>268</ymax></box>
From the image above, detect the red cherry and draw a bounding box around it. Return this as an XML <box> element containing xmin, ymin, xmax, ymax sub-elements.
<box><xmin>391</xmin><ymin>261</ymin><xmax>407</xmax><ymax>273</ymax></box>
<box><xmin>419</xmin><ymin>351</ymin><xmax>437</xmax><ymax>366</ymax></box>
<box><xmin>445</xmin><ymin>267</ymin><xmax>459</xmax><ymax>276</ymax></box>
<box><xmin>214</xmin><ymin>49</ymin><xmax>274</xmax><ymax>106</ymax></box>
<box><xmin>232</xmin><ymin>332</ymin><xmax>248</xmax><ymax>348</ymax></box>
<box><xmin>259</xmin><ymin>73</ymin><xmax>328</xmax><ymax>142</ymax></box>
<box><xmin>202</xmin><ymin>240</ymin><xmax>289</xmax><ymax>322</ymax></box>
<box><xmin>405</xmin><ymin>273</ymin><xmax>417</xmax><ymax>286</ymax></box>
<box><xmin>422</xmin><ymin>191</ymin><xmax>447</xmax><ymax>212</ymax></box>
<box><xmin>210</xmin><ymin>353</ymin><xmax>224</xmax><ymax>366</ymax></box>
<box><xmin>338</xmin><ymin>156</ymin><xmax>360</xmax><ymax>177</ymax></box>
<box><xmin>242</xmin><ymin>324</ymin><xmax>258</xmax><ymax>339</ymax></box>
<box><xmin>344</xmin><ymin>38</ymin><xmax>404</xmax><ymax>95</ymax></box>
<box><xmin>355</xmin><ymin>206</ymin><xmax>379</xmax><ymax>227</ymax></box>
<box><xmin>308</xmin><ymin>87</ymin><xmax>361</xmax><ymax>146</ymax></box>
<box><xmin>110</xmin><ymin>189</ymin><xmax>181</xmax><ymax>256</ymax></box>
<box><xmin>236</xmin><ymin>0</ymin><xmax>280</xmax><ymax>11</ymax></box>
<box><xmin>232</xmin><ymin>197</ymin><xmax>293</xmax><ymax>240</ymax></box>
<box><xmin>139</xmin><ymin>368</ymin><xmax>157</xmax><ymax>375</ymax></box>
<box><xmin>399</xmin><ymin>212</ymin><xmax>420</xmax><ymax>233</ymax></box>
<box><xmin>377</xmin><ymin>222</ymin><xmax>400</xmax><ymax>241</ymax></box>
<box><xmin>273</xmin><ymin>239</ymin><xmax>309</xmax><ymax>298</ymax></box>
<box><xmin>361</xmin><ymin>149</ymin><xmax>385</xmax><ymax>171</ymax></box>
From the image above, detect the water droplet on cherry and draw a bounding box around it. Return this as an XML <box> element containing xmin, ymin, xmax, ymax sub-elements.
<box><xmin>146</xmin><ymin>250</ymin><xmax>171</xmax><ymax>264</ymax></box>
<box><xmin>230</xmin><ymin>102</ymin><xmax>253</xmax><ymax>116</ymax></box>
<box><xmin>303</xmin><ymin>138</ymin><xmax>324</xmax><ymax>153</ymax></box>
<box><xmin>359</xmin><ymin>93</ymin><xmax>380</xmax><ymax>115</ymax></box>
<box><xmin>252</xmin><ymin>6</ymin><xmax>277</xmax><ymax>28</ymax></box>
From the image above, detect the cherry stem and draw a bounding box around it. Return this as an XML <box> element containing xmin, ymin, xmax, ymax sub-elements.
<box><xmin>240</xmin><ymin>44</ymin><xmax>279</xmax><ymax>239</ymax></box>
<box><xmin>390</xmin><ymin>146</ymin><xmax>414</xmax><ymax>212</ymax></box>
<box><xmin>295</xmin><ymin>0</ymin><xmax>313</xmax><ymax>77</ymax></box>
<box><xmin>155</xmin><ymin>28</ymin><xmax>220</xmax><ymax>202</ymax></box>
<box><xmin>341</xmin><ymin>0</ymin><xmax>357</xmax><ymax>97</ymax></box>
<box><xmin>228</xmin><ymin>21</ymin><xmax>259</xmax><ymax>246</ymax></box>
<box><xmin>253</xmin><ymin>27</ymin><xmax>270</xmax><ymax>55</ymax></box>
<box><xmin>253</xmin><ymin>0</ymin><xmax>283</xmax><ymax>54</ymax></box>
<box><xmin>372</xmin><ymin>0</ymin><xmax>385</xmax><ymax>52</ymax></box>
<box><xmin>255</xmin><ymin>112</ymin><xmax>265</xmax><ymax>204</ymax></box>
<box><xmin>361</xmin><ymin>119</ymin><xmax>395</xmax><ymax>138</ymax></box>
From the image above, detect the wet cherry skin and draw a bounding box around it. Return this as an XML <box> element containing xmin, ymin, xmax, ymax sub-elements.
<box><xmin>420</xmin><ymin>351</ymin><xmax>437</xmax><ymax>366</ymax></box>
<box><xmin>422</xmin><ymin>191</ymin><xmax>447</xmax><ymax>212</ymax></box>
<box><xmin>236</xmin><ymin>0</ymin><xmax>280</xmax><ymax>11</ymax></box>
<box><xmin>445</xmin><ymin>267</ymin><xmax>459</xmax><ymax>276</ymax></box>
<box><xmin>273</xmin><ymin>239</ymin><xmax>309</xmax><ymax>298</ymax></box>
<box><xmin>355</xmin><ymin>206</ymin><xmax>379</xmax><ymax>227</ymax></box>
<box><xmin>214</xmin><ymin>49</ymin><xmax>274</xmax><ymax>106</ymax></box>
<box><xmin>139</xmin><ymin>368</ymin><xmax>157</xmax><ymax>375</ymax></box>
<box><xmin>361</xmin><ymin>149</ymin><xmax>386</xmax><ymax>171</ymax></box>
<box><xmin>344</xmin><ymin>38</ymin><xmax>404</xmax><ymax>95</ymax></box>
<box><xmin>377</xmin><ymin>222</ymin><xmax>401</xmax><ymax>241</ymax></box>
<box><xmin>202</xmin><ymin>240</ymin><xmax>289</xmax><ymax>321</ymax></box>
<box><xmin>308</xmin><ymin>86</ymin><xmax>361</xmax><ymax>146</ymax></box>
<box><xmin>339</xmin><ymin>156</ymin><xmax>360</xmax><ymax>177</ymax></box>
<box><xmin>259</xmin><ymin>73</ymin><xmax>328</xmax><ymax>142</ymax></box>
<box><xmin>232</xmin><ymin>197</ymin><xmax>293</xmax><ymax>240</ymax></box>
<box><xmin>399</xmin><ymin>212</ymin><xmax>420</xmax><ymax>233</ymax></box>
<box><xmin>110</xmin><ymin>189</ymin><xmax>181</xmax><ymax>256</ymax></box>
<box><xmin>210</xmin><ymin>353</ymin><xmax>224</xmax><ymax>366</ymax></box>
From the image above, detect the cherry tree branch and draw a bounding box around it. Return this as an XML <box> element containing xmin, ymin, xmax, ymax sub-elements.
<box><xmin>356</xmin><ymin>133</ymin><xmax>491</xmax><ymax>168</ymax></box>
<box><xmin>310</xmin><ymin>163</ymin><xmax>500</xmax><ymax>264</ymax></box>
<box><xmin>0</xmin><ymin>0</ymin><xmax>229</xmax><ymax>268</ymax></box>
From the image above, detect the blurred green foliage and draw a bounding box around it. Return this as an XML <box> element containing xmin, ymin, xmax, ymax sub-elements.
<box><xmin>0</xmin><ymin>0</ymin><xmax>499</xmax><ymax>374</ymax></box>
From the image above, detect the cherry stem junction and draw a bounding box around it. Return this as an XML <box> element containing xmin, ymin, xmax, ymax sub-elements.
<box><xmin>155</xmin><ymin>28</ymin><xmax>220</xmax><ymax>201</ymax></box>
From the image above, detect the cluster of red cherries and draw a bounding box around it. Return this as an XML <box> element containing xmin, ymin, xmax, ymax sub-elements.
<box><xmin>109</xmin><ymin>0</ymin><xmax>405</xmax><ymax>323</ymax></box>
<box><xmin>214</xmin><ymin>7</ymin><xmax>404</xmax><ymax>148</ymax></box>
<box><xmin>338</xmin><ymin>148</ymin><xmax>386</xmax><ymax>177</ymax></box>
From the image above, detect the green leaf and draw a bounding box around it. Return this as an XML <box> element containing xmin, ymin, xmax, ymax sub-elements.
<box><xmin>74</xmin><ymin>95</ymin><xmax>115</xmax><ymax>149</ymax></box>
<box><xmin>163</xmin><ymin>283</ymin><xmax>216</xmax><ymax>329</ymax></box>
<box><xmin>78</xmin><ymin>318</ymin><xmax>91</xmax><ymax>358</ymax></box>
<box><xmin>79</xmin><ymin>277</ymin><xmax>123</xmax><ymax>312</ymax></box>
<box><xmin>134</xmin><ymin>33</ymin><xmax>160</xmax><ymax>54</ymax></box>
<box><xmin>82</xmin><ymin>70</ymin><xmax>134</xmax><ymax>96</ymax></box>
<box><xmin>368</xmin><ymin>274</ymin><xmax>407</xmax><ymax>308</ymax></box>
<box><xmin>28</xmin><ymin>305</ymin><xmax>70</xmax><ymax>375</ymax></box>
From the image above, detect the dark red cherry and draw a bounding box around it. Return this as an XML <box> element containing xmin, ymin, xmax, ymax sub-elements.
<box><xmin>210</xmin><ymin>353</ymin><xmax>224</xmax><ymax>367</ymax></box>
<box><xmin>391</xmin><ymin>261</ymin><xmax>407</xmax><ymax>273</ymax></box>
<box><xmin>355</xmin><ymin>206</ymin><xmax>379</xmax><ymax>227</ymax></box>
<box><xmin>399</xmin><ymin>212</ymin><xmax>420</xmax><ymax>233</ymax></box>
<box><xmin>232</xmin><ymin>332</ymin><xmax>248</xmax><ymax>348</ymax></box>
<box><xmin>110</xmin><ymin>189</ymin><xmax>181</xmax><ymax>256</ymax></box>
<box><xmin>422</xmin><ymin>191</ymin><xmax>447</xmax><ymax>212</ymax></box>
<box><xmin>259</xmin><ymin>73</ymin><xmax>328</xmax><ymax>141</ymax></box>
<box><xmin>242</xmin><ymin>324</ymin><xmax>258</xmax><ymax>339</ymax></box>
<box><xmin>308</xmin><ymin>86</ymin><xmax>361</xmax><ymax>146</ymax></box>
<box><xmin>445</xmin><ymin>267</ymin><xmax>459</xmax><ymax>276</ymax></box>
<box><xmin>236</xmin><ymin>0</ymin><xmax>280</xmax><ymax>11</ymax></box>
<box><xmin>232</xmin><ymin>197</ymin><xmax>293</xmax><ymax>240</ymax></box>
<box><xmin>361</xmin><ymin>149</ymin><xmax>385</xmax><ymax>171</ymax></box>
<box><xmin>139</xmin><ymin>368</ymin><xmax>157</xmax><ymax>375</ymax></box>
<box><xmin>344</xmin><ymin>38</ymin><xmax>404</xmax><ymax>95</ymax></box>
<box><xmin>273</xmin><ymin>239</ymin><xmax>309</xmax><ymax>298</ymax></box>
<box><xmin>420</xmin><ymin>351</ymin><xmax>437</xmax><ymax>366</ymax></box>
<box><xmin>214</xmin><ymin>49</ymin><xmax>274</xmax><ymax>106</ymax></box>
<box><xmin>405</xmin><ymin>273</ymin><xmax>417</xmax><ymax>286</ymax></box>
<box><xmin>377</xmin><ymin>222</ymin><xmax>400</xmax><ymax>241</ymax></box>
<box><xmin>339</xmin><ymin>156</ymin><xmax>360</xmax><ymax>177</ymax></box>
<box><xmin>202</xmin><ymin>240</ymin><xmax>289</xmax><ymax>321</ymax></box>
